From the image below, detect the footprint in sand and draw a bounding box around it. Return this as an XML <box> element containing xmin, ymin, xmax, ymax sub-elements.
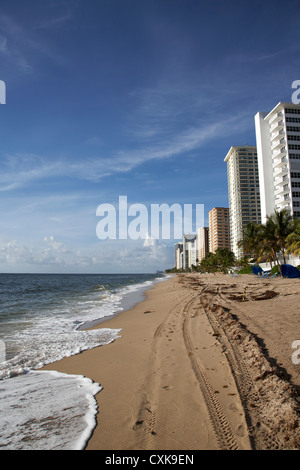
<box><xmin>133</xmin><ymin>420</ymin><xmax>144</xmax><ymax>430</ymax></box>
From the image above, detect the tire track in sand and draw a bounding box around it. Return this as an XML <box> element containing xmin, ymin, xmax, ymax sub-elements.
<box><xmin>182</xmin><ymin>294</ymin><xmax>239</xmax><ymax>450</ymax></box>
<box><xmin>205</xmin><ymin>285</ymin><xmax>284</xmax><ymax>450</ymax></box>
<box><xmin>133</xmin><ymin>285</ymin><xmax>250</xmax><ymax>450</ymax></box>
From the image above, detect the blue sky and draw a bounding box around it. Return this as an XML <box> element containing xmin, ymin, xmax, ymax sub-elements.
<box><xmin>0</xmin><ymin>0</ymin><xmax>299</xmax><ymax>273</ymax></box>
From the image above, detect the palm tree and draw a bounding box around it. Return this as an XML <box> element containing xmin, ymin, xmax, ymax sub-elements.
<box><xmin>255</xmin><ymin>209</ymin><xmax>297</xmax><ymax>275</ymax></box>
<box><xmin>238</xmin><ymin>222</ymin><xmax>263</xmax><ymax>260</ymax></box>
<box><xmin>286</xmin><ymin>218</ymin><xmax>300</xmax><ymax>256</ymax></box>
<box><xmin>199</xmin><ymin>252</ymin><xmax>217</xmax><ymax>274</ymax></box>
<box><xmin>259</xmin><ymin>216</ymin><xmax>281</xmax><ymax>271</ymax></box>
<box><xmin>266</xmin><ymin>209</ymin><xmax>295</xmax><ymax>264</ymax></box>
<box><xmin>214</xmin><ymin>248</ymin><xmax>236</xmax><ymax>273</ymax></box>
<box><xmin>199</xmin><ymin>249</ymin><xmax>236</xmax><ymax>274</ymax></box>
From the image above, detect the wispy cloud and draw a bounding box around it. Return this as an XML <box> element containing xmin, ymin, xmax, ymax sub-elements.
<box><xmin>0</xmin><ymin>12</ymin><xmax>72</xmax><ymax>73</ymax></box>
<box><xmin>0</xmin><ymin>111</ymin><xmax>249</xmax><ymax>191</ymax></box>
<box><xmin>229</xmin><ymin>43</ymin><xmax>300</xmax><ymax>64</ymax></box>
<box><xmin>34</xmin><ymin>12</ymin><xmax>72</xmax><ymax>30</ymax></box>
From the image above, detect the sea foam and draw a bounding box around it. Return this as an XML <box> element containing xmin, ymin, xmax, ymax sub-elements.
<box><xmin>0</xmin><ymin>370</ymin><xmax>101</xmax><ymax>450</ymax></box>
<box><xmin>0</xmin><ymin>273</ymin><xmax>167</xmax><ymax>450</ymax></box>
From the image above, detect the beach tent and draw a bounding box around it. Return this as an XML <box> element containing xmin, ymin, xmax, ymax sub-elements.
<box><xmin>281</xmin><ymin>264</ymin><xmax>300</xmax><ymax>279</ymax></box>
<box><xmin>252</xmin><ymin>266</ymin><xmax>263</xmax><ymax>276</ymax></box>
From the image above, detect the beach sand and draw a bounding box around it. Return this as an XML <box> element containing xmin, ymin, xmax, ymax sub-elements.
<box><xmin>42</xmin><ymin>273</ymin><xmax>300</xmax><ymax>450</ymax></box>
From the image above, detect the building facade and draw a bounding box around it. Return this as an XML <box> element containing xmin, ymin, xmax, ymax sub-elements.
<box><xmin>182</xmin><ymin>234</ymin><xmax>197</xmax><ymax>270</ymax></box>
<box><xmin>174</xmin><ymin>242</ymin><xmax>183</xmax><ymax>270</ymax></box>
<box><xmin>197</xmin><ymin>227</ymin><xmax>209</xmax><ymax>262</ymax></box>
<box><xmin>224</xmin><ymin>146</ymin><xmax>261</xmax><ymax>259</ymax></box>
<box><xmin>208</xmin><ymin>207</ymin><xmax>230</xmax><ymax>254</ymax></box>
<box><xmin>255</xmin><ymin>102</ymin><xmax>300</xmax><ymax>222</ymax></box>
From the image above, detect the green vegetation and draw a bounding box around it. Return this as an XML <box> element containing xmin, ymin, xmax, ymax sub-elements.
<box><xmin>238</xmin><ymin>209</ymin><xmax>300</xmax><ymax>275</ymax></box>
<box><xmin>198</xmin><ymin>248</ymin><xmax>236</xmax><ymax>274</ymax></box>
<box><xmin>166</xmin><ymin>210</ymin><xmax>300</xmax><ymax>276</ymax></box>
<box><xmin>166</xmin><ymin>248</ymin><xmax>237</xmax><ymax>274</ymax></box>
<box><xmin>237</xmin><ymin>265</ymin><xmax>253</xmax><ymax>274</ymax></box>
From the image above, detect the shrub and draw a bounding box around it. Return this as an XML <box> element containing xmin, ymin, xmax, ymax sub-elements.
<box><xmin>270</xmin><ymin>265</ymin><xmax>280</xmax><ymax>275</ymax></box>
<box><xmin>238</xmin><ymin>265</ymin><xmax>254</xmax><ymax>274</ymax></box>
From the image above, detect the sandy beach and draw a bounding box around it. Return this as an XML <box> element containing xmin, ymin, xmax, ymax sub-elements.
<box><xmin>42</xmin><ymin>273</ymin><xmax>300</xmax><ymax>450</ymax></box>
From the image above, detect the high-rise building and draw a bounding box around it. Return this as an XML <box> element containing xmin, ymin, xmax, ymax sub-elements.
<box><xmin>197</xmin><ymin>227</ymin><xmax>209</xmax><ymax>262</ymax></box>
<box><xmin>174</xmin><ymin>242</ymin><xmax>183</xmax><ymax>269</ymax></box>
<box><xmin>224</xmin><ymin>146</ymin><xmax>261</xmax><ymax>259</ymax></box>
<box><xmin>208</xmin><ymin>207</ymin><xmax>230</xmax><ymax>254</ymax></box>
<box><xmin>255</xmin><ymin>102</ymin><xmax>300</xmax><ymax>222</ymax></box>
<box><xmin>182</xmin><ymin>234</ymin><xmax>197</xmax><ymax>269</ymax></box>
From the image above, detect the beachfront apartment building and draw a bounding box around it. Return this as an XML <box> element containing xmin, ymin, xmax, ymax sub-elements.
<box><xmin>255</xmin><ymin>102</ymin><xmax>300</xmax><ymax>222</ymax></box>
<box><xmin>197</xmin><ymin>227</ymin><xmax>209</xmax><ymax>262</ymax></box>
<box><xmin>182</xmin><ymin>234</ymin><xmax>197</xmax><ymax>269</ymax></box>
<box><xmin>174</xmin><ymin>242</ymin><xmax>183</xmax><ymax>269</ymax></box>
<box><xmin>208</xmin><ymin>207</ymin><xmax>230</xmax><ymax>254</ymax></box>
<box><xmin>224</xmin><ymin>146</ymin><xmax>261</xmax><ymax>259</ymax></box>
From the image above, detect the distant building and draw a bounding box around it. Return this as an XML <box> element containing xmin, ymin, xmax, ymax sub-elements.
<box><xmin>174</xmin><ymin>242</ymin><xmax>183</xmax><ymax>270</ymax></box>
<box><xmin>255</xmin><ymin>102</ymin><xmax>300</xmax><ymax>222</ymax></box>
<box><xmin>224</xmin><ymin>146</ymin><xmax>261</xmax><ymax>259</ymax></box>
<box><xmin>182</xmin><ymin>234</ymin><xmax>197</xmax><ymax>270</ymax></box>
<box><xmin>208</xmin><ymin>207</ymin><xmax>230</xmax><ymax>253</ymax></box>
<box><xmin>197</xmin><ymin>227</ymin><xmax>209</xmax><ymax>262</ymax></box>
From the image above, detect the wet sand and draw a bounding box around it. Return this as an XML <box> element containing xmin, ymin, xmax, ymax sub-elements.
<box><xmin>42</xmin><ymin>273</ymin><xmax>300</xmax><ymax>450</ymax></box>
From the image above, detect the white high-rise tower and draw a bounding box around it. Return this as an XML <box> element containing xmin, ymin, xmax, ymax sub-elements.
<box><xmin>224</xmin><ymin>146</ymin><xmax>261</xmax><ymax>259</ymax></box>
<box><xmin>255</xmin><ymin>102</ymin><xmax>300</xmax><ymax>222</ymax></box>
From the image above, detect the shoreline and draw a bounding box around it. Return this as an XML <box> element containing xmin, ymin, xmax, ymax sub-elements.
<box><xmin>77</xmin><ymin>275</ymin><xmax>169</xmax><ymax>331</ymax></box>
<box><xmin>42</xmin><ymin>273</ymin><xmax>300</xmax><ymax>450</ymax></box>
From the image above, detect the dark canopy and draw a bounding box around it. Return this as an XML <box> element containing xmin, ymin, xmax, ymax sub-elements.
<box><xmin>252</xmin><ymin>266</ymin><xmax>263</xmax><ymax>275</ymax></box>
<box><xmin>281</xmin><ymin>264</ymin><xmax>300</xmax><ymax>278</ymax></box>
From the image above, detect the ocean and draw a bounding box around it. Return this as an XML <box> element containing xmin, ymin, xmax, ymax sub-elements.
<box><xmin>0</xmin><ymin>272</ymin><xmax>167</xmax><ymax>450</ymax></box>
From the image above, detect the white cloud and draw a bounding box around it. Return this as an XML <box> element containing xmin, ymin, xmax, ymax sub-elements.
<box><xmin>0</xmin><ymin>111</ymin><xmax>249</xmax><ymax>192</ymax></box>
<box><xmin>0</xmin><ymin>235</ymin><xmax>173</xmax><ymax>273</ymax></box>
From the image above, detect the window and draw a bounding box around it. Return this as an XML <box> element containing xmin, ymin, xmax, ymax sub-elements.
<box><xmin>286</xmin><ymin>117</ymin><xmax>300</xmax><ymax>123</ymax></box>
<box><xmin>285</xmin><ymin>108</ymin><xmax>300</xmax><ymax>115</ymax></box>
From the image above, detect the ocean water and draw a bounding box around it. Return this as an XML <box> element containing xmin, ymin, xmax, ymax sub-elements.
<box><xmin>0</xmin><ymin>272</ymin><xmax>166</xmax><ymax>450</ymax></box>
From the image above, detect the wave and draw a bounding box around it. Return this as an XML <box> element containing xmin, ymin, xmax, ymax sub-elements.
<box><xmin>0</xmin><ymin>273</ymin><xmax>168</xmax><ymax>450</ymax></box>
<box><xmin>0</xmin><ymin>370</ymin><xmax>101</xmax><ymax>450</ymax></box>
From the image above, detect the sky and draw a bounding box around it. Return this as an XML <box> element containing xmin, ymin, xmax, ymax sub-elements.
<box><xmin>0</xmin><ymin>0</ymin><xmax>299</xmax><ymax>273</ymax></box>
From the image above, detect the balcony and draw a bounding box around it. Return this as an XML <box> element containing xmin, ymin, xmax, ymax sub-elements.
<box><xmin>272</xmin><ymin>146</ymin><xmax>287</xmax><ymax>159</ymax></box>
<box><xmin>273</xmin><ymin>166</ymin><xmax>288</xmax><ymax>178</ymax></box>
<box><xmin>270</xmin><ymin>129</ymin><xmax>285</xmax><ymax>142</ymax></box>
<box><xmin>275</xmin><ymin>196</ymin><xmax>291</xmax><ymax>208</ymax></box>
<box><xmin>269</xmin><ymin>111</ymin><xmax>283</xmax><ymax>125</ymax></box>
<box><xmin>274</xmin><ymin>184</ymin><xmax>290</xmax><ymax>197</ymax></box>
<box><xmin>271</xmin><ymin>137</ymin><xmax>285</xmax><ymax>151</ymax></box>
<box><xmin>273</xmin><ymin>157</ymin><xmax>288</xmax><ymax>169</ymax></box>
<box><xmin>270</xmin><ymin>120</ymin><xmax>284</xmax><ymax>134</ymax></box>
<box><xmin>274</xmin><ymin>174</ymin><xmax>289</xmax><ymax>186</ymax></box>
